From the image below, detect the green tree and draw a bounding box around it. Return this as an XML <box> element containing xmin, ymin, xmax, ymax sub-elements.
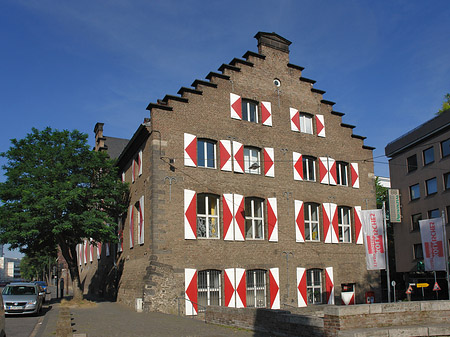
<box><xmin>0</xmin><ymin>128</ymin><xmax>129</xmax><ymax>299</ymax></box>
<box><xmin>20</xmin><ymin>251</ymin><xmax>56</xmax><ymax>281</ymax></box>
<box><xmin>375</xmin><ymin>176</ymin><xmax>389</xmax><ymax>209</ymax></box>
<box><xmin>437</xmin><ymin>93</ymin><xmax>450</xmax><ymax>115</ymax></box>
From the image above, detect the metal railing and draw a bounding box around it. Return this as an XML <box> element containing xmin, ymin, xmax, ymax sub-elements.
<box><xmin>175</xmin><ymin>297</ymin><xmax>207</xmax><ymax>322</ymax></box>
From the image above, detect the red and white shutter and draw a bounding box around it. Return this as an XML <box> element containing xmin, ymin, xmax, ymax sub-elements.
<box><xmin>89</xmin><ymin>239</ymin><xmax>94</xmax><ymax>262</ymax></box>
<box><xmin>138</xmin><ymin>196</ymin><xmax>144</xmax><ymax>245</ymax></box>
<box><xmin>354</xmin><ymin>206</ymin><xmax>363</xmax><ymax>245</ymax></box>
<box><xmin>224</xmin><ymin>268</ymin><xmax>236</xmax><ymax>307</ymax></box>
<box><xmin>269</xmin><ymin>268</ymin><xmax>280</xmax><ymax>309</ymax></box>
<box><xmin>235</xmin><ymin>268</ymin><xmax>246</xmax><ymax>308</ymax></box>
<box><xmin>184</xmin><ymin>133</ymin><xmax>197</xmax><ymax>167</ymax></box>
<box><xmin>351</xmin><ymin>163</ymin><xmax>359</xmax><ymax>189</ymax></box>
<box><xmin>325</xmin><ymin>267</ymin><xmax>335</xmax><ymax>305</ymax></box>
<box><xmin>185</xmin><ymin>268</ymin><xmax>198</xmax><ymax>316</ymax></box>
<box><xmin>323</xmin><ymin>203</ymin><xmax>332</xmax><ymax>243</ymax></box>
<box><xmin>121</xmin><ymin>172</ymin><xmax>125</xmax><ymax>183</ymax></box>
<box><xmin>105</xmin><ymin>242</ymin><xmax>110</xmax><ymax>257</ymax></box>
<box><xmin>293</xmin><ymin>152</ymin><xmax>303</xmax><ymax>181</ymax></box>
<box><xmin>184</xmin><ymin>189</ymin><xmax>197</xmax><ymax>240</ymax></box>
<box><xmin>316</xmin><ymin>115</ymin><xmax>326</xmax><ymax>137</ymax></box>
<box><xmin>267</xmin><ymin>198</ymin><xmax>278</xmax><ymax>242</ymax></box>
<box><xmin>234</xmin><ymin>194</ymin><xmax>245</xmax><ymax>241</ymax></box>
<box><xmin>97</xmin><ymin>242</ymin><xmax>102</xmax><ymax>259</ymax></box>
<box><xmin>319</xmin><ymin>157</ymin><xmax>329</xmax><ymax>185</ymax></box>
<box><xmin>261</xmin><ymin>101</ymin><xmax>272</xmax><ymax>126</ymax></box>
<box><xmin>84</xmin><ymin>239</ymin><xmax>88</xmax><ymax>264</ymax></box>
<box><xmin>78</xmin><ymin>244</ymin><xmax>82</xmax><ymax>266</ymax></box>
<box><xmin>230</xmin><ymin>93</ymin><xmax>242</xmax><ymax>120</ymax></box>
<box><xmin>232</xmin><ymin>141</ymin><xmax>244</xmax><ymax>174</ymax></box>
<box><xmin>297</xmin><ymin>267</ymin><xmax>307</xmax><ymax>307</ymax></box>
<box><xmin>263</xmin><ymin>147</ymin><xmax>275</xmax><ymax>177</ymax></box>
<box><xmin>290</xmin><ymin>108</ymin><xmax>300</xmax><ymax>132</ymax></box>
<box><xmin>295</xmin><ymin>200</ymin><xmax>305</xmax><ymax>242</ymax></box>
<box><xmin>328</xmin><ymin>203</ymin><xmax>339</xmax><ymax>243</ymax></box>
<box><xmin>219</xmin><ymin>140</ymin><xmax>232</xmax><ymax>172</ymax></box>
<box><xmin>138</xmin><ymin>150</ymin><xmax>143</xmax><ymax>176</ymax></box>
<box><xmin>131</xmin><ymin>160</ymin><xmax>135</xmax><ymax>183</ymax></box>
<box><xmin>223</xmin><ymin>194</ymin><xmax>234</xmax><ymax>241</ymax></box>
<box><xmin>328</xmin><ymin>158</ymin><xmax>337</xmax><ymax>186</ymax></box>
<box><xmin>129</xmin><ymin>205</ymin><xmax>134</xmax><ymax>248</ymax></box>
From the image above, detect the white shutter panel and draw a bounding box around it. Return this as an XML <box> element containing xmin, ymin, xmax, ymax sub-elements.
<box><xmin>230</xmin><ymin>93</ymin><xmax>242</xmax><ymax>120</ymax></box>
<box><xmin>184</xmin><ymin>133</ymin><xmax>197</xmax><ymax>167</ymax></box>
<box><xmin>293</xmin><ymin>152</ymin><xmax>303</xmax><ymax>181</ymax></box>
<box><xmin>261</xmin><ymin>101</ymin><xmax>272</xmax><ymax>126</ymax></box>
<box><xmin>267</xmin><ymin>198</ymin><xmax>278</xmax><ymax>242</ymax></box>
<box><xmin>263</xmin><ymin>147</ymin><xmax>275</xmax><ymax>177</ymax></box>
<box><xmin>184</xmin><ymin>189</ymin><xmax>197</xmax><ymax>240</ymax></box>
<box><xmin>323</xmin><ymin>203</ymin><xmax>332</xmax><ymax>244</ymax></box>
<box><xmin>234</xmin><ymin>194</ymin><xmax>245</xmax><ymax>241</ymax></box>
<box><xmin>295</xmin><ymin>200</ymin><xmax>305</xmax><ymax>242</ymax></box>
<box><xmin>129</xmin><ymin>205</ymin><xmax>134</xmax><ymax>248</ymax></box>
<box><xmin>326</xmin><ymin>267</ymin><xmax>335</xmax><ymax>305</ymax></box>
<box><xmin>138</xmin><ymin>149</ymin><xmax>143</xmax><ymax>176</ymax></box>
<box><xmin>219</xmin><ymin>140</ymin><xmax>232</xmax><ymax>172</ymax></box>
<box><xmin>232</xmin><ymin>141</ymin><xmax>244</xmax><ymax>174</ymax></box>
<box><xmin>269</xmin><ymin>268</ymin><xmax>280</xmax><ymax>309</ymax></box>
<box><xmin>316</xmin><ymin>114</ymin><xmax>326</xmax><ymax>137</ymax></box>
<box><xmin>328</xmin><ymin>158</ymin><xmax>337</xmax><ymax>186</ymax></box>
<box><xmin>329</xmin><ymin>203</ymin><xmax>338</xmax><ymax>243</ymax></box>
<box><xmin>138</xmin><ymin>195</ymin><xmax>144</xmax><ymax>245</ymax></box>
<box><xmin>223</xmin><ymin>194</ymin><xmax>234</xmax><ymax>241</ymax></box>
<box><xmin>354</xmin><ymin>206</ymin><xmax>363</xmax><ymax>245</ymax></box>
<box><xmin>351</xmin><ymin>163</ymin><xmax>360</xmax><ymax>189</ymax></box>
<box><xmin>224</xmin><ymin>268</ymin><xmax>236</xmax><ymax>308</ymax></box>
<box><xmin>319</xmin><ymin>157</ymin><xmax>329</xmax><ymax>185</ymax></box>
<box><xmin>185</xmin><ymin>268</ymin><xmax>198</xmax><ymax>315</ymax></box>
<box><xmin>290</xmin><ymin>108</ymin><xmax>300</xmax><ymax>132</ymax></box>
<box><xmin>235</xmin><ymin>268</ymin><xmax>246</xmax><ymax>308</ymax></box>
<box><xmin>297</xmin><ymin>267</ymin><xmax>307</xmax><ymax>307</ymax></box>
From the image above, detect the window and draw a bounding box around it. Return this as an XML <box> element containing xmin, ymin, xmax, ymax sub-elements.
<box><xmin>336</xmin><ymin>162</ymin><xmax>348</xmax><ymax>186</ymax></box>
<box><xmin>304</xmin><ymin>203</ymin><xmax>320</xmax><ymax>241</ymax></box>
<box><xmin>410</xmin><ymin>184</ymin><xmax>420</xmax><ymax>200</ymax></box>
<box><xmin>245</xmin><ymin>197</ymin><xmax>264</xmax><ymax>239</ymax></box>
<box><xmin>444</xmin><ymin>172</ymin><xmax>450</xmax><ymax>190</ymax></box>
<box><xmin>303</xmin><ymin>156</ymin><xmax>316</xmax><ymax>181</ymax></box>
<box><xmin>407</xmin><ymin>155</ymin><xmax>418</xmax><ymax>173</ymax></box>
<box><xmin>246</xmin><ymin>269</ymin><xmax>267</xmax><ymax>308</ymax></box>
<box><xmin>197</xmin><ymin>194</ymin><xmax>219</xmax><ymax>238</ymax></box>
<box><xmin>423</xmin><ymin>147</ymin><xmax>434</xmax><ymax>165</ymax></box>
<box><xmin>198</xmin><ymin>270</ymin><xmax>221</xmax><ymax>310</ymax></box>
<box><xmin>411</xmin><ymin>213</ymin><xmax>422</xmax><ymax>231</ymax></box>
<box><xmin>441</xmin><ymin>139</ymin><xmax>450</xmax><ymax>158</ymax></box>
<box><xmin>197</xmin><ymin>139</ymin><xmax>216</xmax><ymax>168</ymax></box>
<box><xmin>413</xmin><ymin>244</ymin><xmax>423</xmax><ymax>260</ymax></box>
<box><xmin>338</xmin><ymin>206</ymin><xmax>351</xmax><ymax>243</ymax></box>
<box><xmin>244</xmin><ymin>147</ymin><xmax>261</xmax><ymax>174</ymax></box>
<box><xmin>426</xmin><ymin>178</ymin><xmax>437</xmax><ymax>195</ymax></box>
<box><xmin>242</xmin><ymin>99</ymin><xmax>258</xmax><ymax>123</ymax></box>
<box><xmin>428</xmin><ymin>209</ymin><xmax>440</xmax><ymax>219</ymax></box>
<box><xmin>306</xmin><ymin>269</ymin><xmax>322</xmax><ymax>304</ymax></box>
<box><xmin>299</xmin><ymin>113</ymin><xmax>313</xmax><ymax>134</ymax></box>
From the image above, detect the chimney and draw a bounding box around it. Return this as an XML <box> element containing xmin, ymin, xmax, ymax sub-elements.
<box><xmin>93</xmin><ymin>122</ymin><xmax>106</xmax><ymax>152</ymax></box>
<box><xmin>254</xmin><ymin>32</ymin><xmax>292</xmax><ymax>54</ymax></box>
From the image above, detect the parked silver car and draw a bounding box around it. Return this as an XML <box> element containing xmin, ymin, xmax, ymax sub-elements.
<box><xmin>2</xmin><ymin>282</ymin><xmax>44</xmax><ymax>315</ymax></box>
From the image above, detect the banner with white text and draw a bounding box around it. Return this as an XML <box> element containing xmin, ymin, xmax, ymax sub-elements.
<box><xmin>419</xmin><ymin>218</ymin><xmax>446</xmax><ymax>271</ymax></box>
<box><xmin>361</xmin><ymin>209</ymin><xmax>386</xmax><ymax>270</ymax></box>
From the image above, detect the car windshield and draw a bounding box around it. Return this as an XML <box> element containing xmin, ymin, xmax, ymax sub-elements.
<box><xmin>2</xmin><ymin>285</ymin><xmax>37</xmax><ymax>295</ymax></box>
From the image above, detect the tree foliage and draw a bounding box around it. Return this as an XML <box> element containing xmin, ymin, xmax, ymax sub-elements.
<box><xmin>437</xmin><ymin>93</ymin><xmax>450</xmax><ymax>115</ymax></box>
<box><xmin>20</xmin><ymin>252</ymin><xmax>56</xmax><ymax>281</ymax></box>
<box><xmin>375</xmin><ymin>176</ymin><xmax>389</xmax><ymax>209</ymax></box>
<box><xmin>0</xmin><ymin>127</ymin><xmax>129</xmax><ymax>298</ymax></box>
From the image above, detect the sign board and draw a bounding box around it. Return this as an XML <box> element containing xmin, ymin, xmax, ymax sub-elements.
<box><xmin>433</xmin><ymin>282</ymin><xmax>441</xmax><ymax>291</ymax></box>
<box><xmin>388</xmin><ymin>189</ymin><xmax>401</xmax><ymax>223</ymax></box>
<box><xmin>406</xmin><ymin>285</ymin><xmax>412</xmax><ymax>294</ymax></box>
<box><xmin>416</xmin><ymin>283</ymin><xmax>429</xmax><ymax>288</ymax></box>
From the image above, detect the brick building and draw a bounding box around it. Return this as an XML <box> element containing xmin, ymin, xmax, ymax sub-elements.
<box><xmin>385</xmin><ymin>109</ymin><xmax>450</xmax><ymax>299</ymax></box>
<box><xmin>79</xmin><ymin>32</ymin><xmax>379</xmax><ymax>314</ymax></box>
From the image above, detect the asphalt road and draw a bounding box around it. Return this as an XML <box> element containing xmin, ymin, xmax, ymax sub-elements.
<box><xmin>5</xmin><ymin>311</ymin><xmax>43</xmax><ymax>337</ymax></box>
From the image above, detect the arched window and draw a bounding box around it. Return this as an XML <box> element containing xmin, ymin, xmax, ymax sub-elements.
<box><xmin>198</xmin><ymin>269</ymin><xmax>221</xmax><ymax>310</ymax></box>
<box><xmin>196</xmin><ymin>194</ymin><xmax>219</xmax><ymax>239</ymax></box>
<box><xmin>246</xmin><ymin>269</ymin><xmax>267</xmax><ymax>308</ymax></box>
<box><xmin>307</xmin><ymin>269</ymin><xmax>322</xmax><ymax>304</ymax></box>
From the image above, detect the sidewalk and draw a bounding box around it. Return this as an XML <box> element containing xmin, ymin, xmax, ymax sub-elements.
<box><xmin>68</xmin><ymin>301</ymin><xmax>271</xmax><ymax>337</ymax></box>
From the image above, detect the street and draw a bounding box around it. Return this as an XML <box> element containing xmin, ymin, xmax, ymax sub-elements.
<box><xmin>5</xmin><ymin>304</ymin><xmax>52</xmax><ymax>337</ymax></box>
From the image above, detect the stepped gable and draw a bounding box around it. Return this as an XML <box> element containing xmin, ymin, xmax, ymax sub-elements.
<box><xmin>145</xmin><ymin>31</ymin><xmax>373</xmax><ymax>149</ymax></box>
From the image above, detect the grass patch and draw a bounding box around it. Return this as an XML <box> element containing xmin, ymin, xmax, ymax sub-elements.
<box><xmin>60</xmin><ymin>298</ymin><xmax>97</xmax><ymax>308</ymax></box>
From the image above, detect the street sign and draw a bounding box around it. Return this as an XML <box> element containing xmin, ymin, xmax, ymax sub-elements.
<box><xmin>406</xmin><ymin>285</ymin><xmax>412</xmax><ymax>294</ymax></box>
<box><xmin>433</xmin><ymin>282</ymin><xmax>441</xmax><ymax>291</ymax></box>
<box><xmin>416</xmin><ymin>283</ymin><xmax>429</xmax><ymax>288</ymax></box>
<box><xmin>388</xmin><ymin>189</ymin><xmax>401</xmax><ymax>223</ymax></box>
<box><xmin>391</xmin><ymin>280</ymin><xmax>396</xmax><ymax>287</ymax></box>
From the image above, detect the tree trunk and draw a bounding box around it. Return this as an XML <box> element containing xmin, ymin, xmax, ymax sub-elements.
<box><xmin>59</xmin><ymin>241</ymin><xmax>83</xmax><ymax>301</ymax></box>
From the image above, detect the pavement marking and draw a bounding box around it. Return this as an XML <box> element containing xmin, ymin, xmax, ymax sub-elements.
<box><xmin>29</xmin><ymin>315</ymin><xmax>45</xmax><ymax>337</ymax></box>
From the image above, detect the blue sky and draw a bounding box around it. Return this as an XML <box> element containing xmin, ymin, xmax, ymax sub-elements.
<box><xmin>1</xmin><ymin>1</ymin><xmax>449</xmax><ymax>257</ymax></box>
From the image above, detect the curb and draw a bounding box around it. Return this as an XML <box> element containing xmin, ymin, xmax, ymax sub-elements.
<box><xmin>56</xmin><ymin>307</ymin><xmax>73</xmax><ymax>337</ymax></box>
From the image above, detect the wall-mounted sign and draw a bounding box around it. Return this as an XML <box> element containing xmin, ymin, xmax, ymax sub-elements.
<box><xmin>388</xmin><ymin>189</ymin><xmax>401</xmax><ymax>223</ymax></box>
